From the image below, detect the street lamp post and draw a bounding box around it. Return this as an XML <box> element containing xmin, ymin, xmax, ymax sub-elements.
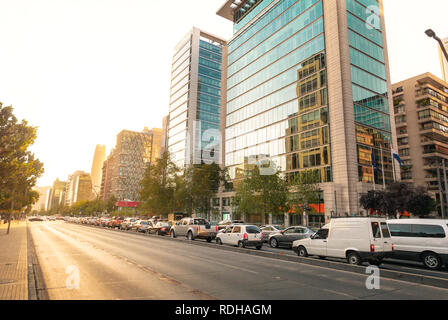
<box><xmin>425</xmin><ymin>29</ymin><xmax>448</xmax><ymax>219</ymax></box>
<box><xmin>425</xmin><ymin>29</ymin><xmax>448</xmax><ymax>63</ymax></box>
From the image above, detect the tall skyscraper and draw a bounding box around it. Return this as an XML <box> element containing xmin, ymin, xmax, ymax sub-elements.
<box><xmin>161</xmin><ymin>115</ymin><xmax>170</xmax><ymax>155</ymax></box>
<box><xmin>440</xmin><ymin>37</ymin><xmax>448</xmax><ymax>83</ymax></box>
<box><xmin>90</xmin><ymin>145</ymin><xmax>106</xmax><ymax>199</ymax></box>
<box><xmin>217</xmin><ymin>0</ymin><xmax>398</xmax><ymax>222</ymax></box>
<box><xmin>392</xmin><ymin>73</ymin><xmax>448</xmax><ymax>217</ymax></box>
<box><xmin>101</xmin><ymin>128</ymin><xmax>162</xmax><ymax>202</ymax></box>
<box><xmin>167</xmin><ymin>27</ymin><xmax>227</xmax><ymax>168</ymax></box>
<box><xmin>100</xmin><ymin>149</ymin><xmax>116</xmax><ymax>202</ymax></box>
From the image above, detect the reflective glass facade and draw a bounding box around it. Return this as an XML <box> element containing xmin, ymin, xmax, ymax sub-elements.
<box><xmin>346</xmin><ymin>0</ymin><xmax>393</xmax><ymax>185</ymax></box>
<box><xmin>225</xmin><ymin>0</ymin><xmax>329</xmax><ymax>181</ymax></box>
<box><xmin>167</xmin><ymin>30</ymin><xmax>225</xmax><ymax>168</ymax></box>
<box><xmin>197</xmin><ymin>40</ymin><xmax>223</xmax><ymax>164</ymax></box>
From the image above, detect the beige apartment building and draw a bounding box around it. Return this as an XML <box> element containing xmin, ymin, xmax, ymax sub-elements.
<box><xmin>100</xmin><ymin>128</ymin><xmax>162</xmax><ymax>202</ymax></box>
<box><xmin>392</xmin><ymin>73</ymin><xmax>448</xmax><ymax>217</ymax></box>
<box><xmin>64</xmin><ymin>171</ymin><xmax>93</xmax><ymax>206</ymax></box>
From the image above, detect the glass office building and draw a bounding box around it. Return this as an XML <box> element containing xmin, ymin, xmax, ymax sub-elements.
<box><xmin>167</xmin><ymin>28</ymin><xmax>227</xmax><ymax>168</ymax></box>
<box><xmin>217</xmin><ymin>0</ymin><xmax>398</xmax><ymax>220</ymax></box>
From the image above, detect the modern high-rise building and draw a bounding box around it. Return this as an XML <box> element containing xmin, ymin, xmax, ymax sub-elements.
<box><xmin>167</xmin><ymin>27</ymin><xmax>227</xmax><ymax>168</ymax></box>
<box><xmin>90</xmin><ymin>145</ymin><xmax>106</xmax><ymax>199</ymax></box>
<box><xmin>440</xmin><ymin>37</ymin><xmax>448</xmax><ymax>83</ymax></box>
<box><xmin>217</xmin><ymin>0</ymin><xmax>398</xmax><ymax>223</ymax></box>
<box><xmin>47</xmin><ymin>179</ymin><xmax>67</xmax><ymax>210</ymax></box>
<box><xmin>101</xmin><ymin>128</ymin><xmax>162</xmax><ymax>202</ymax></box>
<box><xmin>392</xmin><ymin>73</ymin><xmax>448</xmax><ymax>217</ymax></box>
<box><xmin>161</xmin><ymin>115</ymin><xmax>170</xmax><ymax>155</ymax></box>
<box><xmin>31</xmin><ymin>186</ymin><xmax>52</xmax><ymax>212</ymax></box>
<box><xmin>64</xmin><ymin>171</ymin><xmax>93</xmax><ymax>206</ymax></box>
<box><xmin>100</xmin><ymin>149</ymin><xmax>116</xmax><ymax>202</ymax></box>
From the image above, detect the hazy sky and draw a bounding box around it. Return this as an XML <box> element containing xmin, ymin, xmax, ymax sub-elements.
<box><xmin>0</xmin><ymin>0</ymin><xmax>447</xmax><ymax>187</ymax></box>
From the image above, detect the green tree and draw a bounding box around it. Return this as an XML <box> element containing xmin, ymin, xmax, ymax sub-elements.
<box><xmin>0</xmin><ymin>103</ymin><xmax>44</xmax><ymax>233</ymax></box>
<box><xmin>234</xmin><ymin>162</ymin><xmax>289</xmax><ymax>225</ymax></box>
<box><xmin>140</xmin><ymin>152</ymin><xmax>180</xmax><ymax>216</ymax></box>
<box><xmin>183</xmin><ymin>163</ymin><xmax>228</xmax><ymax>221</ymax></box>
<box><xmin>360</xmin><ymin>183</ymin><xmax>437</xmax><ymax>218</ymax></box>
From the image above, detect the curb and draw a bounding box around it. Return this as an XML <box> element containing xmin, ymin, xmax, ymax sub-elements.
<box><xmin>74</xmin><ymin>223</ymin><xmax>448</xmax><ymax>290</ymax></box>
<box><xmin>26</xmin><ymin>223</ymin><xmax>49</xmax><ymax>300</ymax></box>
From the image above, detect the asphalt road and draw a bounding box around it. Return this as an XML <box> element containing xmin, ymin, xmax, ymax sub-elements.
<box><xmin>29</xmin><ymin>221</ymin><xmax>448</xmax><ymax>300</ymax></box>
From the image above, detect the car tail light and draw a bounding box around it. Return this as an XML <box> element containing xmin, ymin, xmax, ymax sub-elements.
<box><xmin>260</xmin><ymin>232</ymin><xmax>264</xmax><ymax>238</ymax></box>
<box><xmin>392</xmin><ymin>244</ymin><xmax>394</xmax><ymax>251</ymax></box>
<box><xmin>216</xmin><ymin>226</ymin><xmax>219</xmax><ymax>232</ymax></box>
<box><xmin>244</xmin><ymin>233</ymin><xmax>248</xmax><ymax>240</ymax></box>
<box><xmin>197</xmin><ymin>226</ymin><xmax>200</xmax><ymax>232</ymax></box>
<box><xmin>370</xmin><ymin>244</ymin><xmax>375</xmax><ymax>253</ymax></box>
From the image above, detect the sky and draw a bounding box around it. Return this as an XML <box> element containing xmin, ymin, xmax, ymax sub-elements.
<box><xmin>0</xmin><ymin>0</ymin><xmax>447</xmax><ymax>187</ymax></box>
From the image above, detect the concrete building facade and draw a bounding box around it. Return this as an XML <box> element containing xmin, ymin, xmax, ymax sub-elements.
<box><xmin>101</xmin><ymin>128</ymin><xmax>162</xmax><ymax>202</ymax></box>
<box><xmin>392</xmin><ymin>73</ymin><xmax>448</xmax><ymax>217</ymax></box>
<box><xmin>217</xmin><ymin>0</ymin><xmax>398</xmax><ymax>225</ymax></box>
<box><xmin>64</xmin><ymin>171</ymin><xmax>93</xmax><ymax>207</ymax></box>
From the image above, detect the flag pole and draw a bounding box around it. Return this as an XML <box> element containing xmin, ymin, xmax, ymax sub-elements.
<box><xmin>381</xmin><ymin>147</ymin><xmax>386</xmax><ymax>189</ymax></box>
<box><xmin>391</xmin><ymin>148</ymin><xmax>397</xmax><ymax>182</ymax></box>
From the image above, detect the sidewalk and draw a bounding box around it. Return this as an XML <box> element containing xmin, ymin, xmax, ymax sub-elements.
<box><xmin>0</xmin><ymin>221</ymin><xmax>28</xmax><ymax>300</ymax></box>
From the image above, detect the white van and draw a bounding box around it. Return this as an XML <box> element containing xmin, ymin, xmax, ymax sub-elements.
<box><xmin>387</xmin><ymin>219</ymin><xmax>448</xmax><ymax>270</ymax></box>
<box><xmin>292</xmin><ymin>218</ymin><xmax>394</xmax><ymax>265</ymax></box>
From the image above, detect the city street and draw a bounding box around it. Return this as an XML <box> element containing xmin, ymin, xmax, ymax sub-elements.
<box><xmin>28</xmin><ymin>221</ymin><xmax>448</xmax><ymax>300</ymax></box>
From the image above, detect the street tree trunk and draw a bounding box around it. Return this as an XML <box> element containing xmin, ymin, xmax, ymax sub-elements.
<box><xmin>7</xmin><ymin>197</ymin><xmax>14</xmax><ymax>235</ymax></box>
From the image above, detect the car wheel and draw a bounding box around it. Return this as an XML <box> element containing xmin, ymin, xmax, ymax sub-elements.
<box><xmin>347</xmin><ymin>252</ymin><xmax>362</xmax><ymax>265</ymax></box>
<box><xmin>369</xmin><ymin>259</ymin><xmax>383</xmax><ymax>266</ymax></box>
<box><xmin>206</xmin><ymin>237</ymin><xmax>212</xmax><ymax>243</ymax></box>
<box><xmin>171</xmin><ymin>231</ymin><xmax>176</xmax><ymax>238</ymax></box>
<box><xmin>187</xmin><ymin>231</ymin><xmax>194</xmax><ymax>241</ymax></box>
<box><xmin>297</xmin><ymin>246</ymin><xmax>308</xmax><ymax>257</ymax></box>
<box><xmin>216</xmin><ymin>238</ymin><xmax>223</xmax><ymax>245</ymax></box>
<box><xmin>422</xmin><ymin>252</ymin><xmax>442</xmax><ymax>270</ymax></box>
<box><xmin>238</xmin><ymin>241</ymin><xmax>245</xmax><ymax>248</ymax></box>
<box><xmin>270</xmin><ymin>238</ymin><xmax>278</xmax><ymax>248</ymax></box>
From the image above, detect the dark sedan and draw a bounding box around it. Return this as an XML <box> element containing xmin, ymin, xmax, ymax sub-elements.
<box><xmin>148</xmin><ymin>222</ymin><xmax>172</xmax><ymax>236</ymax></box>
<box><xmin>268</xmin><ymin>226</ymin><xmax>315</xmax><ymax>249</ymax></box>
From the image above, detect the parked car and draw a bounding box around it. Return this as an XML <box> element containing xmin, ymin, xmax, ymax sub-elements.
<box><xmin>28</xmin><ymin>216</ymin><xmax>45</xmax><ymax>222</ymax></box>
<box><xmin>293</xmin><ymin>218</ymin><xmax>394</xmax><ymax>266</ymax></box>
<box><xmin>120</xmin><ymin>218</ymin><xmax>137</xmax><ymax>230</ymax></box>
<box><xmin>216</xmin><ymin>225</ymin><xmax>263</xmax><ymax>249</ymax></box>
<box><xmin>218</xmin><ymin>219</ymin><xmax>245</xmax><ymax>230</ymax></box>
<box><xmin>137</xmin><ymin>220</ymin><xmax>153</xmax><ymax>233</ymax></box>
<box><xmin>260</xmin><ymin>225</ymin><xmax>283</xmax><ymax>242</ymax></box>
<box><xmin>129</xmin><ymin>220</ymin><xmax>144</xmax><ymax>231</ymax></box>
<box><xmin>268</xmin><ymin>226</ymin><xmax>314</xmax><ymax>248</ymax></box>
<box><xmin>170</xmin><ymin>218</ymin><xmax>218</xmax><ymax>242</ymax></box>
<box><xmin>388</xmin><ymin>219</ymin><xmax>448</xmax><ymax>270</ymax></box>
<box><xmin>148</xmin><ymin>221</ymin><xmax>172</xmax><ymax>236</ymax></box>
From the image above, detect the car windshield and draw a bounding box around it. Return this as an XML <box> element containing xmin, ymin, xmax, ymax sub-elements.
<box><xmin>194</xmin><ymin>219</ymin><xmax>207</xmax><ymax>225</ymax></box>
